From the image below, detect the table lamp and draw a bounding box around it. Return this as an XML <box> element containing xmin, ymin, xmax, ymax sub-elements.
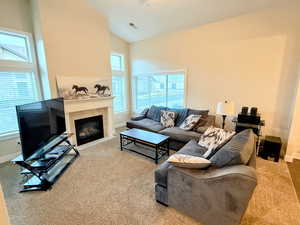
<box><xmin>216</xmin><ymin>101</ymin><xmax>235</xmax><ymax>129</ymax></box>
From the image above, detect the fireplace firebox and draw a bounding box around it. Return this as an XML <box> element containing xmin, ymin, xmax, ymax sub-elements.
<box><xmin>74</xmin><ymin>115</ymin><xmax>104</xmax><ymax>146</ymax></box>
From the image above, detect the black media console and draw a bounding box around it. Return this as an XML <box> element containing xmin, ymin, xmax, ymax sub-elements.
<box><xmin>12</xmin><ymin>133</ymin><xmax>79</xmax><ymax>192</ymax></box>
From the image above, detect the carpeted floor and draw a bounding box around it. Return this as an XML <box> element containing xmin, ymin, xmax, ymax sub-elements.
<box><xmin>0</xmin><ymin>137</ymin><xmax>300</xmax><ymax>225</ymax></box>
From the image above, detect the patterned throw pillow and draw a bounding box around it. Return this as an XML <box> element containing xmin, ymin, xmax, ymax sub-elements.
<box><xmin>198</xmin><ymin>126</ymin><xmax>236</xmax><ymax>158</ymax></box>
<box><xmin>167</xmin><ymin>154</ymin><xmax>211</xmax><ymax>169</ymax></box>
<box><xmin>179</xmin><ymin>114</ymin><xmax>202</xmax><ymax>131</ymax></box>
<box><xmin>160</xmin><ymin>110</ymin><xmax>177</xmax><ymax>128</ymax></box>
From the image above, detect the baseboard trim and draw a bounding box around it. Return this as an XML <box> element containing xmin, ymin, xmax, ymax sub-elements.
<box><xmin>77</xmin><ymin>136</ymin><xmax>116</xmax><ymax>151</ymax></box>
<box><xmin>293</xmin><ymin>153</ymin><xmax>300</xmax><ymax>160</ymax></box>
<box><xmin>0</xmin><ymin>152</ymin><xmax>20</xmax><ymax>164</ymax></box>
<box><xmin>285</xmin><ymin>152</ymin><xmax>300</xmax><ymax>162</ymax></box>
<box><xmin>114</xmin><ymin>122</ymin><xmax>126</xmax><ymax>129</ymax></box>
<box><xmin>285</xmin><ymin>155</ymin><xmax>294</xmax><ymax>163</ymax></box>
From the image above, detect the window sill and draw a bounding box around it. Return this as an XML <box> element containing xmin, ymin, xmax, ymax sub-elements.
<box><xmin>114</xmin><ymin>110</ymin><xmax>129</xmax><ymax>114</ymax></box>
<box><xmin>0</xmin><ymin>132</ymin><xmax>19</xmax><ymax>141</ymax></box>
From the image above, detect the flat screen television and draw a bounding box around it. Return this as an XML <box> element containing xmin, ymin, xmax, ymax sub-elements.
<box><xmin>16</xmin><ymin>98</ymin><xmax>66</xmax><ymax>161</ymax></box>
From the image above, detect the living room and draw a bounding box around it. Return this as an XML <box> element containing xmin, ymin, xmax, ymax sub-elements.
<box><xmin>1</xmin><ymin>0</ymin><xmax>300</xmax><ymax>225</ymax></box>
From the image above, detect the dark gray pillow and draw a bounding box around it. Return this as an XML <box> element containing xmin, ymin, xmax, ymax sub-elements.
<box><xmin>187</xmin><ymin>109</ymin><xmax>209</xmax><ymax>117</ymax></box>
<box><xmin>210</xmin><ymin>129</ymin><xmax>255</xmax><ymax>168</ymax></box>
<box><xmin>146</xmin><ymin>105</ymin><xmax>167</xmax><ymax>122</ymax></box>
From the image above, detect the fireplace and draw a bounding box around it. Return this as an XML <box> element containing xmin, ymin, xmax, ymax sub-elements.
<box><xmin>74</xmin><ymin>115</ymin><xmax>104</xmax><ymax>146</ymax></box>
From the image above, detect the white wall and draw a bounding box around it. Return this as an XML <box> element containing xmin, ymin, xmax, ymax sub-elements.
<box><xmin>110</xmin><ymin>33</ymin><xmax>132</xmax><ymax>127</ymax></box>
<box><xmin>130</xmin><ymin>5</ymin><xmax>300</xmax><ymax>154</ymax></box>
<box><xmin>0</xmin><ymin>0</ymin><xmax>34</xmax><ymax>159</ymax></box>
<box><xmin>33</xmin><ymin>0</ymin><xmax>112</xmax><ymax>97</ymax></box>
<box><xmin>286</xmin><ymin>66</ymin><xmax>300</xmax><ymax>161</ymax></box>
<box><xmin>0</xmin><ymin>0</ymin><xmax>33</xmax><ymax>33</ymax></box>
<box><xmin>0</xmin><ymin>0</ymin><xmax>113</xmax><ymax>160</ymax></box>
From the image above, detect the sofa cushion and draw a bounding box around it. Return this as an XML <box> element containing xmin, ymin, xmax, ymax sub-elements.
<box><xmin>167</xmin><ymin>108</ymin><xmax>188</xmax><ymax>127</ymax></box>
<box><xmin>126</xmin><ymin>118</ymin><xmax>165</xmax><ymax>132</ymax></box>
<box><xmin>160</xmin><ymin>110</ymin><xmax>177</xmax><ymax>128</ymax></box>
<box><xmin>179</xmin><ymin>114</ymin><xmax>201</xmax><ymax>131</ymax></box>
<box><xmin>146</xmin><ymin>105</ymin><xmax>167</xmax><ymax>122</ymax></box>
<box><xmin>210</xmin><ymin>129</ymin><xmax>255</xmax><ymax>167</ymax></box>
<box><xmin>176</xmin><ymin>139</ymin><xmax>207</xmax><ymax>156</ymax></box>
<box><xmin>159</xmin><ymin>127</ymin><xmax>201</xmax><ymax>143</ymax></box>
<box><xmin>167</xmin><ymin>154</ymin><xmax>211</xmax><ymax>169</ymax></box>
<box><xmin>155</xmin><ymin>139</ymin><xmax>206</xmax><ymax>187</ymax></box>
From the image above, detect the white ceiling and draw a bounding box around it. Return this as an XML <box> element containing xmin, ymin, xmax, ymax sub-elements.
<box><xmin>86</xmin><ymin>0</ymin><xmax>293</xmax><ymax>43</ymax></box>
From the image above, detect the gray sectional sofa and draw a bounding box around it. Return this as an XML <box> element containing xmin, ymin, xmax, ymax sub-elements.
<box><xmin>127</xmin><ymin>106</ymin><xmax>257</xmax><ymax>225</ymax></box>
<box><xmin>127</xmin><ymin>106</ymin><xmax>215</xmax><ymax>150</ymax></box>
<box><xmin>155</xmin><ymin>129</ymin><xmax>257</xmax><ymax>225</ymax></box>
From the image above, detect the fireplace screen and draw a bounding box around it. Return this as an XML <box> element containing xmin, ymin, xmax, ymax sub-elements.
<box><xmin>74</xmin><ymin>115</ymin><xmax>104</xmax><ymax>146</ymax></box>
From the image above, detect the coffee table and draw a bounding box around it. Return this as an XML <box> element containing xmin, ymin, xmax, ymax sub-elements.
<box><xmin>120</xmin><ymin>128</ymin><xmax>170</xmax><ymax>164</ymax></box>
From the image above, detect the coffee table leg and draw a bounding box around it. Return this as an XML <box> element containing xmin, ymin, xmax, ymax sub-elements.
<box><xmin>120</xmin><ymin>134</ymin><xmax>123</xmax><ymax>151</ymax></box>
<box><xmin>167</xmin><ymin>140</ymin><xmax>170</xmax><ymax>156</ymax></box>
<box><xmin>155</xmin><ymin>145</ymin><xmax>158</xmax><ymax>164</ymax></box>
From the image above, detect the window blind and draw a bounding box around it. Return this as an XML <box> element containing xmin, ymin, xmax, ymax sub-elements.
<box><xmin>0</xmin><ymin>72</ymin><xmax>39</xmax><ymax>134</ymax></box>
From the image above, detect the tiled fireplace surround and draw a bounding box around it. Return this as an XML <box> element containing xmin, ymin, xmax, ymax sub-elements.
<box><xmin>64</xmin><ymin>97</ymin><xmax>114</xmax><ymax>148</ymax></box>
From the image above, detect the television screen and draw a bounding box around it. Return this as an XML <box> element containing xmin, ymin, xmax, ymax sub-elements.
<box><xmin>16</xmin><ymin>98</ymin><xmax>66</xmax><ymax>160</ymax></box>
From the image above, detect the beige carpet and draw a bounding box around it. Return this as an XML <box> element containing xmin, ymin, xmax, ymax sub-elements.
<box><xmin>0</xmin><ymin>137</ymin><xmax>300</xmax><ymax>225</ymax></box>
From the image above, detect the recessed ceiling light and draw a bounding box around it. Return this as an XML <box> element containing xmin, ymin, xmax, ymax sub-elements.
<box><xmin>129</xmin><ymin>22</ymin><xmax>138</xmax><ymax>29</ymax></box>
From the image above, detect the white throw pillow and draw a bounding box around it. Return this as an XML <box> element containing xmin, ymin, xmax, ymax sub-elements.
<box><xmin>167</xmin><ymin>154</ymin><xmax>211</xmax><ymax>169</ymax></box>
<box><xmin>179</xmin><ymin>114</ymin><xmax>202</xmax><ymax>131</ymax></box>
<box><xmin>199</xmin><ymin>126</ymin><xmax>235</xmax><ymax>158</ymax></box>
<box><xmin>160</xmin><ymin>110</ymin><xmax>177</xmax><ymax>128</ymax></box>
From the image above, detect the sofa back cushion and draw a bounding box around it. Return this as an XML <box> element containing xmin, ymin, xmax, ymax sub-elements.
<box><xmin>146</xmin><ymin>105</ymin><xmax>167</xmax><ymax>122</ymax></box>
<box><xmin>193</xmin><ymin>115</ymin><xmax>216</xmax><ymax>133</ymax></box>
<box><xmin>187</xmin><ymin>109</ymin><xmax>209</xmax><ymax>117</ymax></box>
<box><xmin>209</xmin><ymin>129</ymin><xmax>255</xmax><ymax>168</ymax></box>
<box><xmin>168</xmin><ymin>108</ymin><xmax>188</xmax><ymax>126</ymax></box>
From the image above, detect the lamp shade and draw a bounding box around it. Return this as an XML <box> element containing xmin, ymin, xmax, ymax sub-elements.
<box><xmin>216</xmin><ymin>101</ymin><xmax>235</xmax><ymax>116</ymax></box>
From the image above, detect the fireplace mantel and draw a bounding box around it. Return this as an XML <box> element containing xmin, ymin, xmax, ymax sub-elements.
<box><xmin>64</xmin><ymin>96</ymin><xmax>114</xmax><ymax>113</ymax></box>
<box><xmin>64</xmin><ymin>96</ymin><xmax>115</xmax><ymax>147</ymax></box>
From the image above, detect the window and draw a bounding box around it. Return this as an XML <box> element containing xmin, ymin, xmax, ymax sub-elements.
<box><xmin>0</xmin><ymin>29</ymin><xmax>40</xmax><ymax>135</ymax></box>
<box><xmin>111</xmin><ymin>53</ymin><xmax>127</xmax><ymax>113</ymax></box>
<box><xmin>111</xmin><ymin>54</ymin><xmax>123</xmax><ymax>71</ymax></box>
<box><xmin>133</xmin><ymin>72</ymin><xmax>185</xmax><ymax>112</ymax></box>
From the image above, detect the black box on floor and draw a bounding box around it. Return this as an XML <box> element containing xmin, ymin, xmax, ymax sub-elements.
<box><xmin>259</xmin><ymin>136</ymin><xmax>282</xmax><ymax>162</ymax></box>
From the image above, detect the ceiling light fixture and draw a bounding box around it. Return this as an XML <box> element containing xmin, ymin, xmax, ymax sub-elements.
<box><xmin>129</xmin><ymin>22</ymin><xmax>138</xmax><ymax>29</ymax></box>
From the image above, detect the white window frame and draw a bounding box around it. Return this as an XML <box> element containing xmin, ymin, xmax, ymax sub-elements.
<box><xmin>111</xmin><ymin>53</ymin><xmax>128</xmax><ymax>113</ymax></box>
<box><xmin>132</xmin><ymin>69</ymin><xmax>188</xmax><ymax>113</ymax></box>
<box><xmin>0</xmin><ymin>27</ymin><xmax>42</xmax><ymax>139</ymax></box>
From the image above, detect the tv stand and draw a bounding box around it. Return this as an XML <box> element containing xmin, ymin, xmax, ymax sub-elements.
<box><xmin>12</xmin><ymin>133</ymin><xmax>79</xmax><ymax>192</ymax></box>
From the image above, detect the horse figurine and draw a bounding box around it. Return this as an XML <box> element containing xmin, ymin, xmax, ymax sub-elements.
<box><xmin>72</xmin><ymin>85</ymin><xmax>89</xmax><ymax>96</ymax></box>
<box><xmin>94</xmin><ymin>84</ymin><xmax>110</xmax><ymax>96</ymax></box>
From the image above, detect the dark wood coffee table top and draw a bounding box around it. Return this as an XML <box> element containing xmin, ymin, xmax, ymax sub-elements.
<box><xmin>120</xmin><ymin>128</ymin><xmax>169</xmax><ymax>145</ymax></box>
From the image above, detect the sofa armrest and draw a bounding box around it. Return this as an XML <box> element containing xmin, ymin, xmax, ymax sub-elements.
<box><xmin>131</xmin><ymin>108</ymin><xmax>149</xmax><ymax>121</ymax></box>
<box><xmin>168</xmin><ymin>165</ymin><xmax>257</xmax><ymax>225</ymax></box>
<box><xmin>131</xmin><ymin>115</ymin><xmax>146</xmax><ymax>121</ymax></box>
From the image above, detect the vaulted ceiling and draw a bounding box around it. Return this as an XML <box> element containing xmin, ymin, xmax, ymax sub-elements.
<box><xmin>86</xmin><ymin>0</ymin><xmax>295</xmax><ymax>43</ymax></box>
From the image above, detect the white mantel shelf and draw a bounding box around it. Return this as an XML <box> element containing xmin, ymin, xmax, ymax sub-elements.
<box><xmin>64</xmin><ymin>96</ymin><xmax>114</xmax><ymax>103</ymax></box>
<box><xmin>64</xmin><ymin>96</ymin><xmax>115</xmax><ymax>114</ymax></box>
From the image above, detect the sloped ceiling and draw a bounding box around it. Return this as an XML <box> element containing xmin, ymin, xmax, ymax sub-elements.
<box><xmin>87</xmin><ymin>0</ymin><xmax>296</xmax><ymax>43</ymax></box>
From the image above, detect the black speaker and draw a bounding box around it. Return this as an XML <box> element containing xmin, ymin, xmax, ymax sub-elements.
<box><xmin>241</xmin><ymin>107</ymin><xmax>248</xmax><ymax>115</ymax></box>
<box><xmin>250</xmin><ymin>107</ymin><xmax>258</xmax><ymax>116</ymax></box>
